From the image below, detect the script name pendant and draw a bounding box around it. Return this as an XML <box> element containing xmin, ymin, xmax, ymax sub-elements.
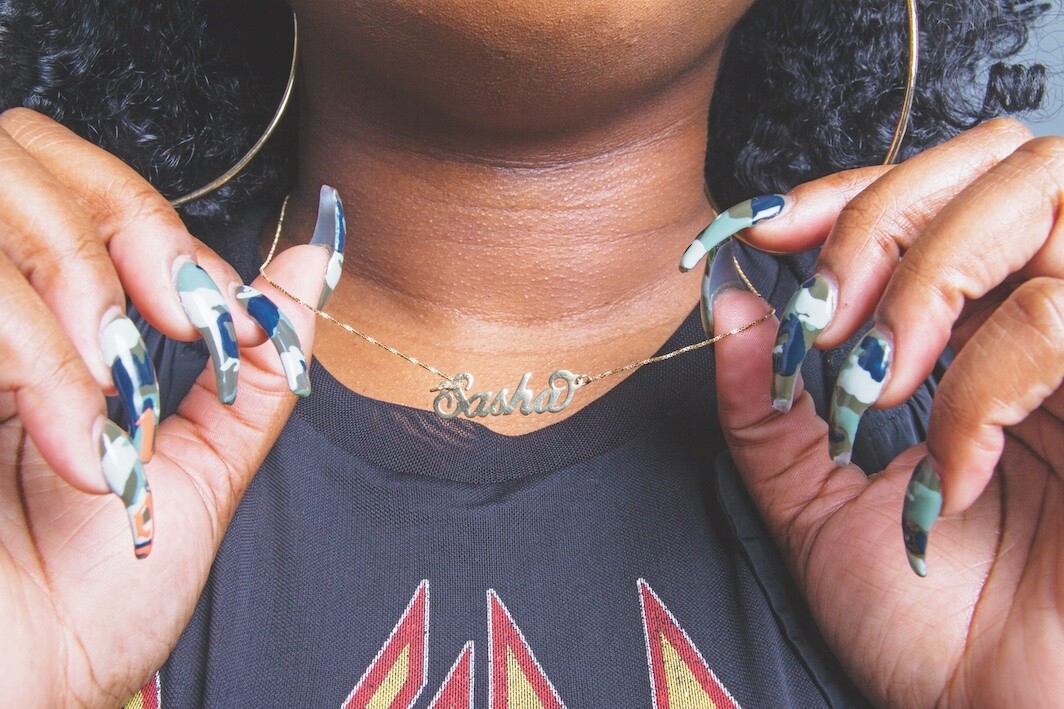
<box><xmin>432</xmin><ymin>370</ymin><xmax>586</xmax><ymax>420</ymax></box>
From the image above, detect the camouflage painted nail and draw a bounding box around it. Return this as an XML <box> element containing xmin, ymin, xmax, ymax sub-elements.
<box><xmin>176</xmin><ymin>263</ymin><xmax>240</xmax><ymax>404</ymax></box>
<box><xmin>902</xmin><ymin>456</ymin><xmax>943</xmax><ymax>577</ymax></box>
<box><xmin>828</xmin><ymin>327</ymin><xmax>893</xmax><ymax>467</ymax></box>
<box><xmin>101</xmin><ymin>315</ymin><xmax>160</xmax><ymax>461</ymax></box>
<box><xmin>771</xmin><ymin>273</ymin><xmax>838</xmax><ymax>413</ymax></box>
<box><xmin>309</xmin><ymin>185</ymin><xmax>346</xmax><ymax>309</ymax></box>
<box><xmin>234</xmin><ymin>285</ymin><xmax>311</xmax><ymax>397</ymax></box>
<box><xmin>100</xmin><ymin>419</ymin><xmax>154</xmax><ymax>559</ymax></box>
<box><xmin>679</xmin><ymin>194</ymin><xmax>785</xmax><ymax>272</ymax></box>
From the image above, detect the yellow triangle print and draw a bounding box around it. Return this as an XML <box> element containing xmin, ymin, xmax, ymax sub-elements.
<box><xmin>507</xmin><ymin>647</ymin><xmax>547</xmax><ymax>709</ymax></box>
<box><xmin>661</xmin><ymin>634</ymin><xmax>717</xmax><ymax>709</ymax></box>
<box><xmin>366</xmin><ymin>644</ymin><xmax>412</xmax><ymax>709</ymax></box>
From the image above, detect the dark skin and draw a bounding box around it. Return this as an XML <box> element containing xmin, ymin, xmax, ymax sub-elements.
<box><xmin>278</xmin><ymin>0</ymin><xmax>741</xmax><ymax>434</ymax></box>
<box><xmin>0</xmin><ymin>1</ymin><xmax>1060</xmax><ymax>705</ymax></box>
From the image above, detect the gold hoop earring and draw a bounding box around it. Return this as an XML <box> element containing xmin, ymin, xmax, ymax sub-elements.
<box><xmin>884</xmin><ymin>0</ymin><xmax>920</xmax><ymax>165</ymax></box>
<box><xmin>168</xmin><ymin>10</ymin><xmax>299</xmax><ymax>207</ymax></box>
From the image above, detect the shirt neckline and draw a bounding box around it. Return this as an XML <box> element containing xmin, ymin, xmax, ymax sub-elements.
<box><xmin>219</xmin><ymin>197</ymin><xmax>779</xmax><ymax>483</ymax></box>
<box><xmin>293</xmin><ymin>307</ymin><xmax>717</xmax><ymax>483</ymax></box>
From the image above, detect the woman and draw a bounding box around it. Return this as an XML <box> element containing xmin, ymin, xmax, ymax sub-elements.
<box><xmin>0</xmin><ymin>0</ymin><xmax>1060</xmax><ymax>706</ymax></box>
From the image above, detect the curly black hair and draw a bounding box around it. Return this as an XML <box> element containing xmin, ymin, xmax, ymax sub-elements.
<box><xmin>0</xmin><ymin>0</ymin><xmax>1051</xmax><ymax>227</ymax></box>
<box><xmin>706</xmin><ymin>0</ymin><xmax>1050</xmax><ymax>205</ymax></box>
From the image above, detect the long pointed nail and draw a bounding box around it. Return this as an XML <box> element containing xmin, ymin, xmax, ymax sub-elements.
<box><xmin>100</xmin><ymin>419</ymin><xmax>154</xmax><ymax>559</ymax></box>
<box><xmin>902</xmin><ymin>456</ymin><xmax>943</xmax><ymax>577</ymax></box>
<box><xmin>101</xmin><ymin>315</ymin><xmax>161</xmax><ymax>461</ymax></box>
<box><xmin>679</xmin><ymin>194</ymin><xmax>785</xmax><ymax>272</ymax></box>
<box><xmin>825</xmin><ymin>325</ymin><xmax>893</xmax><ymax>464</ymax></box>
<box><xmin>828</xmin><ymin>327</ymin><xmax>893</xmax><ymax>466</ymax></box>
<box><xmin>699</xmin><ymin>239</ymin><xmax>745</xmax><ymax>336</ymax></box>
<box><xmin>176</xmin><ymin>262</ymin><xmax>240</xmax><ymax>404</ymax></box>
<box><xmin>310</xmin><ymin>185</ymin><xmax>346</xmax><ymax>309</ymax></box>
<box><xmin>234</xmin><ymin>285</ymin><xmax>311</xmax><ymax>397</ymax></box>
<box><xmin>771</xmin><ymin>273</ymin><xmax>838</xmax><ymax>413</ymax></box>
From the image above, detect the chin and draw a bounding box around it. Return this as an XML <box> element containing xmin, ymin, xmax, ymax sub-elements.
<box><xmin>292</xmin><ymin>0</ymin><xmax>754</xmax><ymax>134</ymax></box>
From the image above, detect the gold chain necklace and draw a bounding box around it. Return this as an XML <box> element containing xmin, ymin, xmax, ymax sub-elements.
<box><xmin>258</xmin><ymin>196</ymin><xmax>774</xmax><ymax>419</ymax></box>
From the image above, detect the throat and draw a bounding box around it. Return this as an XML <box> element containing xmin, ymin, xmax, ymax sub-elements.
<box><xmin>272</xmin><ymin>49</ymin><xmax>724</xmax><ymax>433</ymax></box>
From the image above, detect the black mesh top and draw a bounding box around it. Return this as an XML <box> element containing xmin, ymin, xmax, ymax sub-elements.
<box><xmin>112</xmin><ymin>199</ymin><xmax>933</xmax><ymax>708</ymax></box>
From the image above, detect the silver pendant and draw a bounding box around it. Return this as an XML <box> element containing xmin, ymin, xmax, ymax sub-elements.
<box><xmin>432</xmin><ymin>370</ymin><xmax>586</xmax><ymax>420</ymax></box>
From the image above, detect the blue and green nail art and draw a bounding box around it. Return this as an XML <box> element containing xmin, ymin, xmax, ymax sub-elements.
<box><xmin>101</xmin><ymin>315</ymin><xmax>160</xmax><ymax>461</ymax></box>
<box><xmin>235</xmin><ymin>285</ymin><xmax>311</xmax><ymax>397</ymax></box>
<box><xmin>176</xmin><ymin>263</ymin><xmax>240</xmax><ymax>405</ymax></box>
<box><xmin>902</xmin><ymin>456</ymin><xmax>943</xmax><ymax>577</ymax></box>
<box><xmin>771</xmin><ymin>273</ymin><xmax>838</xmax><ymax>413</ymax></box>
<box><xmin>100</xmin><ymin>420</ymin><xmax>154</xmax><ymax>559</ymax></box>
<box><xmin>679</xmin><ymin>194</ymin><xmax>785</xmax><ymax>273</ymax></box>
<box><xmin>828</xmin><ymin>327</ymin><xmax>893</xmax><ymax>467</ymax></box>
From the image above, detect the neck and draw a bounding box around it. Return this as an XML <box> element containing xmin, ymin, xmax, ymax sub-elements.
<box><xmin>275</xmin><ymin>44</ymin><xmax>723</xmax><ymax>430</ymax></box>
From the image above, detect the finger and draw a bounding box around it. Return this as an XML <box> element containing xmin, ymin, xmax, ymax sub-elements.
<box><xmin>0</xmin><ymin>249</ymin><xmax>109</xmax><ymax>494</ymax></box>
<box><xmin>812</xmin><ymin>117</ymin><xmax>1033</xmax><ymax>349</ymax></box>
<box><xmin>0</xmin><ymin>125</ymin><xmax>127</xmax><ymax>389</ymax></box>
<box><xmin>739</xmin><ymin>165</ymin><xmax>891</xmax><ymax>253</ymax></box>
<box><xmin>0</xmin><ymin>108</ymin><xmax>265</xmax><ymax>411</ymax></box>
<box><xmin>764</xmin><ymin>120</ymin><xmax>1033</xmax><ymax>419</ymax></box>
<box><xmin>927</xmin><ymin>277</ymin><xmax>1064</xmax><ymax>515</ymax></box>
<box><xmin>778</xmin><ymin>121</ymin><xmax>1034</xmax><ymax>465</ymax></box>
<box><xmin>0</xmin><ymin>125</ymin><xmax>165</xmax><ymax>459</ymax></box>
<box><xmin>712</xmin><ymin>288</ymin><xmax>870</xmax><ymax>582</ymax></box>
<box><xmin>876</xmin><ymin>135</ymin><xmax>1064</xmax><ymax>407</ymax></box>
<box><xmin>0</xmin><ymin>109</ymin><xmax>255</xmax><ymax>344</ymax></box>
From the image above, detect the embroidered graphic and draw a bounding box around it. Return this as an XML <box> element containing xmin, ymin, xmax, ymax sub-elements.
<box><xmin>488</xmin><ymin>590</ymin><xmax>567</xmax><ymax>709</ymax></box>
<box><xmin>342</xmin><ymin>580</ymin><xmax>430</xmax><ymax>709</ymax></box>
<box><xmin>427</xmin><ymin>641</ymin><xmax>474</xmax><ymax>709</ymax></box>
<box><xmin>638</xmin><ymin>579</ymin><xmax>741</xmax><ymax>709</ymax></box>
<box><xmin>122</xmin><ymin>671</ymin><xmax>161</xmax><ymax>709</ymax></box>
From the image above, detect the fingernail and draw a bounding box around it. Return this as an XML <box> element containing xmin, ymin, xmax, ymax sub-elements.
<box><xmin>679</xmin><ymin>194</ymin><xmax>785</xmax><ymax>272</ymax></box>
<box><xmin>309</xmin><ymin>185</ymin><xmax>346</xmax><ymax>309</ymax></box>
<box><xmin>828</xmin><ymin>327</ymin><xmax>893</xmax><ymax>466</ymax></box>
<box><xmin>101</xmin><ymin>314</ymin><xmax>161</xmax><ymax>462</ymax></box>
<box><xmin>700</xmin><ymin>239</ymin><xmax>744</xmax><ymax>336</ymax></box>
<box><xmin>771</xmin><ymin>273</ymin><xmax>838</xmax><ymax>413</ymax></box>
<box><xmin>901</xmin><ymin>456</ymin><xmax>943</xmax><ymax>577</ymax></box>
<box><xmin>234</xmin><ymin>285</ymin><xmax>311</xmax><ymax>397</ymax></box>
<box><xmin>99</xmin><ymin>419</ymin><xmax>154</xmax><ymax>559</ymax></box>
<box><xmin>176</xmin><ymin>262</ymin><xmax>240</xmax><ymax>405</ymax></box>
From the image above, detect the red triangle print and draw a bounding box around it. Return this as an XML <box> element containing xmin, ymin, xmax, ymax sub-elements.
<box><xmin>638</xmin><ymin>579</ymin><xmax>741</xmax><ymax>709</ymax></box>
<box><xmin>488</xmin><ymin>590</ymin><xmax>567</xmax><ymax>709</ymax></box>
<box><xmin>342</xmin><ymin>580</ymin><xmax>430</xmax><ymax>709</ymax></box>
<box><xmin>122</xmin><ymin>671</ymin><xmax>161</xmax><ymax>709</ymax></box>
<box><xmin>427</xmin><ymin>641</ymin><xmax>474</xmax><ymax>709</ymax></box>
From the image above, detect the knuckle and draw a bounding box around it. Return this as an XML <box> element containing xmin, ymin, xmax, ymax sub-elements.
<box><xmin>834</xmin><ymin>189</ymin><xmax>916</xmax><ymax>259</ymax></box>
<box><xmin>0</xmin><ymin>106</ymin><xmax>45</xmax><ymax>132</ymax></box>
<box><xmin>0</xmin><ymin>108</ymin><xmax>67</xmax><ymax>154</ymax></box>
<box><xmin>17</xmin><ymin>324</ymin><xmax>94</xmax><ymax>398</ymax></box>
<box><xmin>1005</xmin><ymin>277</ymin><xmax>1064</xmax><ymax>356</ymax></box>
<box><xmin>1015</xmin><ymin>136</ymin><xmax>1064</xmax><ymax>175</ymax></box>
<box><xmin>95</xmin><ymin>171</ymin><xmax>181</xmax><ymax>236</ymax></box>
<box><xmin>934</xmin><ymin>359</ymin><xmax>985</xmax><ymax>430</ymax></box>
<box><xmin>22</xmin><ymin>221</ymin><xmax>108</xmax><ymax>295</ymax></box>
<box><xmin>979</xmin><ymin>116</ymin><xmax>1034</xmax><ymax>145</ymax></box>
<box><xmin>824</xmin><ymin>166</ymin><xmax>886</xmax><ymax>196</ymax></box>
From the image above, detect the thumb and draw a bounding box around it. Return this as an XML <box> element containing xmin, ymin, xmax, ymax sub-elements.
<box><xmin>713</xmin><ymin>287</ymin><xmax>869</xmax><ymax>574</ymax></box>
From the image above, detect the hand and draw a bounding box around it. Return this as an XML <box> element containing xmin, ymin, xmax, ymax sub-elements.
<box><xmin>709</xmin><ymin>118</ymin><xmax>1064</xmax><ymax>706</ymax></box>
<box><xmin>0</xmin><ymin>108</ymin><xmax>330</xmax><ymax>705</ymax></box>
